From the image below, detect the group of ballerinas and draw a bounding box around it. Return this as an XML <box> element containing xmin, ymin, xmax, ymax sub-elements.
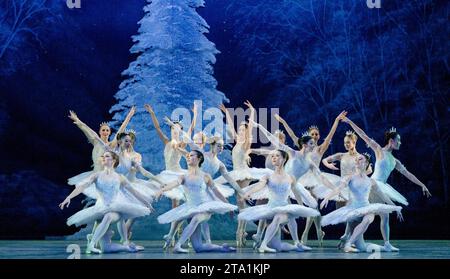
<box><xmin>59</xmin><ymin>101</ymin><xmax>432</xmax><ymax>254</ymax></box>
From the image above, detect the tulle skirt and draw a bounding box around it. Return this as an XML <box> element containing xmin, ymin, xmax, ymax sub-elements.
<box><xmin>238</xmin><ymin>203</ymin><xmax>320</xmax><ymax>222</ymax></box>
<box><xmin>156</xmin><ymin>170</ymin><xmax>187</xmax><ymax>201</ymax></box>
<box><xmin>67</xmin><ymin>192</ymin><xmax>151</xmax><ymax>227</ymax></box>
<box><xmin>157</xmin><ymin>201</ymin><xmax>238</xmax><ymax>224</ymax></box>
<box><xmin>371</xmin><ymin>181</ymin><xmax>409</xmax><ymax>206</ymax></box>
<box><xmin>68</xmin><ymin>171</ymin><xmax>158</xmax><ymax>204</ymax></box>
<box><xmin>214</xmin><ymin>167</ymin><xmax>273</xmax><ymax>184</ymax></box>
<box><xmin>299</xmin><ymin>171</ymin><xmax>347</xmax><ymax>201</ymax></box>
<box><xmin>321</xmin><ymin>203</ymin><xmax>402</xmax><ymax>226</ymax></box>
<box><xmin>242</xmin><ymin>182</ymin><xmax>318</xmax><ymax>209</ymax></box>
<box><xmin>67</xmin><ymin>170</ymin><xmax>98</xmax><ymax>199</ymax></box>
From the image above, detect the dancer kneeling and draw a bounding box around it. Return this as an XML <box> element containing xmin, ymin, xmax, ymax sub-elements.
<box><xmin>156</xmin><ymin>150</ymin><xmax>238</xmax><ymax>253</ymax></box>
<box><xmin>59</xmin><ymin>151</ymin><xmax>153</xmax><ymax>254</ymax></box>
<box><xmin>239</xmin><ymin>150</ymin><xmax>320</xmax><ymax>253</ymax></box>
<box><xmin>320</xmin><ymin>153</ymin><xmax>403</xmax><ymax>253</ymax></box>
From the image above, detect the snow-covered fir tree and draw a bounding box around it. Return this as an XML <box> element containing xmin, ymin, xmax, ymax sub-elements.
<box><xmin>110</xmin><ymin>0</ymin><xmax>228</xmax><ymax>172</ymax></box>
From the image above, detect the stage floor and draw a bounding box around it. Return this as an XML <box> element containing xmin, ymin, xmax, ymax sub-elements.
<box><xmin>1</xmin><ymin>240</ymin><xmax>449</xmax><ymax>259</ymax></box>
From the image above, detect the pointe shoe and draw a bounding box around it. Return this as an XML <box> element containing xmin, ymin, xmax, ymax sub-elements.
<box><xmin>128</xmin><ymin>242</ymin><xmax>144</xmax><ymax>252</ymax></box>
<box><xmin>296</xmin><ymin>243</ymin><xmax>312</xmax><ymax>251</ymax></box>
<box><xmin>383</xmin><ymin>242</ymin><xmax>400</xmax><ymax>252</ymax></box>
<box><xmin>162</xmin><ymin>236</ymin><xmax>171</xmax><ymax>250</ymax></box>
<box><xmin>86</xmin><ymin>244</ymin><xmax>102</xmax><ymax>254</ymax></box>
<box><xmin>123</xmin><ymin>240</ymin><xmax>144</xmax><ymax>251</ymax></box>
<box><xmin>318</xmin><ymin>230</ymin><xmax>325</xmax><ymax>247</ymax></box>
<box><xmin>222</xmin><ymin>243</ymin><xmax>237</xmax><ymax>252</ymax></box>
<box><xmin>258</xmin><ymin>245</ymin><xmax>276</xmax><ymax>253</ymax></box>
<box><xmin>344</xmin><ymin>244</ymin><xmax>360</xmax><ymax>253</ymax></box>
<box><xmin>173</xmin><ymin>245</ymin><xmax>189</xmax><ymax>253</ymax></box>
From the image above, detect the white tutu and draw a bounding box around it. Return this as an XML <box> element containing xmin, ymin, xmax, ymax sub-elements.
<box><xmin>299</xmin><ymin>171</ymin><xmax>347</xmax><ymax>201</ymax></box>
<box><xmin>157</xmin><ymin>201</ymin><xmax>237</xmax><ymax>224</ymax></box>
<box><xmin>298</xmin><ymin>171</ymin><xmax>340</xmax><ymax>189</ymax></box>
<box><xmin>371</xmin><ymin>181</ymin><xmax>409</xmax><ymax>206</ymax></box>
<box><xmin>215</xmin><ymin>167</ymin><xmax>273</xmax><ymax>184</ymax></box>
<box><xmin>238</xmin><ymin>203</ymin><xmax>320</xmax><ymax>222</ymax></box>
<box><xmin>312</xmin><ymin>184</ymin><xmax>350</xmax><ymax>203</ymax></box>
<box><xmin>67</xmin><ymin>191</ymin><xmax>151</xmax><ymax>227</ymax></box>
<box><xmin>123</xmin><ymin>178</ymin><xmax>159</xmax><ymax>204</ymax></box>
<box><xmin>213</xmin><ymin>183</ymin><xmax>235</xmax><ymax>198</ymax></box>
<box><xmin>321</xmin><ymin>203</ymin><xmax>402</xmax><ymax>226</ymax></box>
<box><xmin>67</xmin><ymin>170</ymin><xmax>98</xmax><ymax>199</ymax></box>
<box><xmin>156</xmin><ymin>170</ymin><xmax>187</xmax><ymax>201</ymax></box>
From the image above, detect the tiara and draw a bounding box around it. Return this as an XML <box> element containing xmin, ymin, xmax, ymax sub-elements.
<box><xmin>124</xmin><ymin>129</ymin><xmax>137</xmax><ymax>135</ymax></box>
<box><xmin>308</xmin><ymin>125</ymin><xmax>319</xmax><ymax>131</ymax></box>
<box><xmin>363</xmin><ymin>152</ymin><xmax>372</xmax><ymax>160</ymax></box>
<box><xmin>274</xmin><ymin>129</ymin><xmax>285</xmax><ymax>135</ymax></box>
<box><xmin>389</xmin><ymin>127</ymin><xmax>397</xmax><ymax>133</ymax></box>
<box><xmin>301</xmin><ymin>131</ymin><xmax>309</xmax><ymax>137</ymax></box>
<box><xmin>100</xmin><ymin>121</ymin><xmax>110</xmax><ymax>127</ymax></box>
<box><xmin>345</xmin><ymin>130</ymin><xmax>356</xmax><ymax>136</ymax></box>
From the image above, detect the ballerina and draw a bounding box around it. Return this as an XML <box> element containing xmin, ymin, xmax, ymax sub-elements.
<box><xmin>320</xmin><ymin>153</ymin><xmax>403</xmax><ymax>253</ymax></box>
<box><xmin>162</xmin><ymin>124</ymin><xmax>243</xmax><ymax>248</ymax></box>
<box><xmin>114</xmin><ymin>131</ymin><xmax>163</xmax><ymax>243</ymax></box>
<box><xmin>156</xmin><ymin>150</ymin><xmax>238</xmax><ymax>253</ymax></box>
<box><xmin>218</xmin><ymin>100</ymin><xmax>271</xmax><ymax>247</ymax></box>
<box><xmin>251</xmin><ymin>119</ymin><xmax>338</xmax><ymax>248</ymax></box>
<box><xmin>343</xmin><ymin>117</ymin><xmax>431</xmax><ymax>251</ymax></box>
<box><xmin>321</xmin><ymin>131</ymin><xmax>373</xmax><ymax>247</ymax></box>
<box><xmin>274</xmin><ymin>112</ymin><xmax>347</xmax><ymax>245</ymax></box>
<box><xmin>59</xmin><ymin>151</ymin><xmax>152</xmax><ymax>254</ymax></box>
<box><xmin>239</xmin><ymin>150</ymin><xmax>320</xmax><ymax>253</ymax></box>
<box><xmin>249</xmin><ymin>130</ymin><xmax>287</xmax><ymax>247</ymax></box>
<box><xmin>144</xmin><ymin>103</ymin><xmax>197</xmax><ymax>245</ymax></box>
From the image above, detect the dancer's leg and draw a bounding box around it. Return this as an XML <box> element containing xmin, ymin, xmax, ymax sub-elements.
<box><xmin>345</xmin><ymin>214</ymin><xmax>374</xmax><ymax>252</ymax></box>
<box><xmin>259</xmin><ymin>214</ymin><xmax>288</xmax><ymax>253</ymax></box>
<box><xmin>236</xmin><ymin>179</ymin><xmax>251</xmax><ymax>247</ymax></box>
<box><xmin>174</xmin><ymin>213</ymin><xmax>211</xmax><ymax>253</ymax></box>
<box><xmin>379</xmin><ymin>213</ymin><xmax>399</xmax><ymax>252</ymax></box>
<box><xmin>88</xmin><ymin>212</ymin><xmax>120</xmax><ymax>254</ymax></box>
<box><xmin>191</xmin><ymin>224</ymin><xmax>236</xmax><ymax>253</ymax></box>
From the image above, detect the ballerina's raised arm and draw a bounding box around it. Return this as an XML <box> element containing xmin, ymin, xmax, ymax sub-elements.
<box><xmin>249</xmin><ymin>119</ymin><xmax>295</xmax><ymax>157</ymax></box>
<box><xmin>109</xmin><ymin>106</ymin><xmax>136</xmax><ymax>148</ymax></box>
<box><xmin>342</xmin><ymin>117</ymin><xmax>383</xmax><ymax>157</ymax></box>
<box><xmin>274</xmin><ymin>114</ymin><xmax>299</xmax><ymax>148</ymax></box>
<box><xmin>316</xmin><ymin>111</ymin><xmax>347</xmax><ymax>156</ymax></box>
<box><xmin>68</xmin><ymin>111</ymin><xmax>107</xmax><ymax>148</ymax></box>
<box><xmin>144</xmin><ymin>104</ymin><xmax>169</xmax><ymax>145</ymax></box>
<box><xmin>219</xmin><ymin>103</ymin><xmax>237</xmax><ymax>142</ymax></box>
